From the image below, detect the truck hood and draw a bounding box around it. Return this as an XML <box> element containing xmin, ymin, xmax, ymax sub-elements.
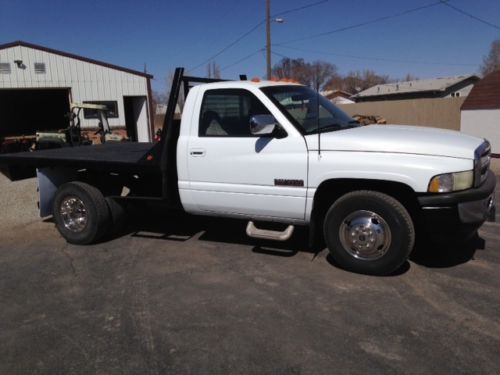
<box><xmin>304</xmin><ymin>124</ymin><xmax>484</xmax><ymax>159</ymax></box>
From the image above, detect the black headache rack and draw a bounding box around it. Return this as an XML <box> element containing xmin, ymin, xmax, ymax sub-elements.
<box><xmin>0</xmin><ymin>67</ymin><xmax>247</xmax><ymax>205</ymax></box>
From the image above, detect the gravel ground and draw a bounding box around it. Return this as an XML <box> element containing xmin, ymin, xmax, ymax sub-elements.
<box><xmin>0</xmin><ymin>174</ymin><xmax>38</xmax><ymax>231</ymax></box>
<box><xmin>0</xmin><ymin>171</ymin><xmax>499</xmax><ymax>374</ymax></box>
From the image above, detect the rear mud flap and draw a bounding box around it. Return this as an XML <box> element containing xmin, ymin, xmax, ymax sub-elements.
<box><xmin>37</xmin><ymin>168</ymin><xmax>77</xmax><ymax>217</ymax></box>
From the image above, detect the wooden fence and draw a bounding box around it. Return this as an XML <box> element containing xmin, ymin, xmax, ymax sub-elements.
<box><xmin>338</xmin><ymin>97</ymin><xmax>466</xmax><ymax>131</ymax></box>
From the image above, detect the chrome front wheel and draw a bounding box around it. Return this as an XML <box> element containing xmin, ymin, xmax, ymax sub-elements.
<box><xmin>339</xmin><ymin>210</ymin><xmax>392</xmax><ymax>261</ymax></box>
<box><xmin>323</xmin><ymin>190</ymin><xmax>415</xmax><ymax>275</ymax></box>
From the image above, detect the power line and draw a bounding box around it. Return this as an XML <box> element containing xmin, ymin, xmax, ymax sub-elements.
<box><xmin>274</xmin><ymin>0</ymin><xmax>328</xmax><ymax>17</ymax></box>
<box><xmin>192</xmin><ymin>0</ymin><xmax>494</xmax><ymax>74</ymax></box>
<box><xmin>188</xmin><ymin>21</ymin><xmax>265</xmax><ymax>73</ymax></box>
<box><xmin>440</xmin><ymin>0</ymin><xmax>500</xmax><ymax>31</ymax></box>
<box><xmin>273</xmin><ymin>45</ymin><xmax>477</xmax><ymax>67</ymax></box>
<box><xmin>221</xmin><ymin>48</ymin><xmax>265</xmax><ymax>71</ymax></box>
<box><xmin>275</xmin><ymin>0</ymin><xmax>444</xmax><ymax>46</ymax></box>
<box><xmin>188</xmin><ymin>0</ymin><xmax>329</xmax><ymax>73</ymax></box>
<box><xmin>271</xmin><ymin>50</ymin><xmax>289</xmax><ymax>59</ymax></box>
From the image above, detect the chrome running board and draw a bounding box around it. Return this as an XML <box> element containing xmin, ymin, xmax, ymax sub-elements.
<box><xmin>246</xmin><ymin>221</ymin><xmax>294</xmax><ymax>241</ymax></box>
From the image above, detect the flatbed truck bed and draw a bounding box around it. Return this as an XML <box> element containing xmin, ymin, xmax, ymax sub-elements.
<box><xmin>0</xmin><ymin>142</ymin><xmax>160</xmax><ymax>181</ymax></box>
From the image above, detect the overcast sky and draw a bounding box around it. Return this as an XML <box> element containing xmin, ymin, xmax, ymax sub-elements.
<box><xmin>1</xmin><ymin>0</ymin><xmax>499</xmax><ymax>92</ymax></box>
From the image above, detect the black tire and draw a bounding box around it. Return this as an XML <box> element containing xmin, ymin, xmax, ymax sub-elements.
<box><xmin>53</xmin><ymin>181</ymin><xmax>110</xmax><ymax>245</ymax></box>
<box><xmin>323</xmin><ymin>190</ymin><xmax>415</xmax><ymax>275</ymax></box>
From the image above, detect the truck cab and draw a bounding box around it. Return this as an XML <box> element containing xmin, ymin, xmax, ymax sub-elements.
<box><xmin>175</xmin><ymin>78</ymin><xmax>495</xmax><ymax>274</ymax></box>
<box><xmin>178</xmin><ymin>81</ymin><xmax>310</xmax><ymax>222</ymax></box>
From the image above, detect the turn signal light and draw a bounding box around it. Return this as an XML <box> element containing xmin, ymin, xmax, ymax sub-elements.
<box><xmin>428</xmin><ymin>170</ymin><xmax>473</xmax><ymax>193</ymax></box>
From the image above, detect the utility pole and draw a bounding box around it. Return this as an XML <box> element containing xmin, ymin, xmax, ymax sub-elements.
<box><xmin>266</xmin><ymin>0</ymin><xmax>271</xmax><ymax>80</ymax></box>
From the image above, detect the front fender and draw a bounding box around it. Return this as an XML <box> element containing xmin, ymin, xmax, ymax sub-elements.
<box><xmin>308</xmin><ymin>151</ymin><xmax>474</xmax><ymax>193</ymax></box>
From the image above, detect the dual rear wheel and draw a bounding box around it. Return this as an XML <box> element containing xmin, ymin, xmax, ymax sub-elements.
<box><xmin>53</xmin><ymin>182</ymin><xmax>125</xmax><ymax>245</ymax></box>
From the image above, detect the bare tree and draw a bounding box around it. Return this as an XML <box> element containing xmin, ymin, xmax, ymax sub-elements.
<box><xmin>480</xmin><ymin>39</ymin><xmax>500</xmax><ymax>76</ymax></box>
<box><xmin>340</xmin><ymin>71</ymin><xmax>364</xmax><ymax>93</ymax></box>
<box><xmin>272</xmin><ymin>58</ymin><xmax>337</xmax><ymax>89</ymax></box>
<box><xmin>322</xmin><ymin>74</ymin><xmax>344</xmax><ymax>91</ymax></box>
<box><xmin>311</xmin><ymin>60</ymin><xmax>338</xmax><ymax>91</ymax></box>
<box><xmin>151</xmin><ymin>90</ymin><xmax>167</xmax><ymax>111</ymax></box>
<box><xmin>272</xmin><ymin>57</ymin><xmax>310</xmax><ymax>84</ymax></box>
<box><xmin>337</xmin><ymin>70</ymin><xmax>390</xmax><ymax>94</ymax></box>
<box><xmin>361</xmin><ymin>70</ymin><xmax>390</xmax><ymax>90</ymax></box>
<box><xmin>273</xmin><ymin>57</ymin><xmax>393</xmax><ymax>93</ymax></box>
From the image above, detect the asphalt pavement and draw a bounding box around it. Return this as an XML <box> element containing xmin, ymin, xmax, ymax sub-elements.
<box><xmin>0</xmin><ymin>173</ymin><xmax>499</xmax><ymax>374</ymax></box>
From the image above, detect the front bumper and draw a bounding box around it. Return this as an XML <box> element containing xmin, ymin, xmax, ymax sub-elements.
<box><xmin>417</xmin><ymin>170</ymin><xmax>496</xmax><ymax>226</ymax></box>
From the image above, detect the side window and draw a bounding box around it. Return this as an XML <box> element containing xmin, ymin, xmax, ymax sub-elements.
<box><xmin>199</xmin><ymin>89</ymin><xmax>271</xmax><ymax>137</ymax></box>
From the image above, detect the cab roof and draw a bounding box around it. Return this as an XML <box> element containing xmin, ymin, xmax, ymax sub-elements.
<box><xmin>196</xmin><ymin>80</ymin><xmax>304</xmax><ymax>91</ymax></box>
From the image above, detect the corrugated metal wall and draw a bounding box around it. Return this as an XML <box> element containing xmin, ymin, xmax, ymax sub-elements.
<box><xmin>0</xmin><ymin>45</ymin><xmax>150</xmax><ymax>140</ymax></box>
<box><xmin>338</xmin><ymin>97</ymin><xmax>466</xmax><ymax>131</ymax></box>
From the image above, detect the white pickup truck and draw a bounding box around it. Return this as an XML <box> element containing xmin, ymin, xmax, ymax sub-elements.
<box><xmin>0</xmin><ymin>68</ymin><xmax>495</xmax><ymax>275</ymax></box>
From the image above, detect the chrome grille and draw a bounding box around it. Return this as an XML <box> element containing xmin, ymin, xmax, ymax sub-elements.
<box><xmin>474</xmin><ymin>141</ymin><xmax>491</xmax><ymax>187</ymax></box>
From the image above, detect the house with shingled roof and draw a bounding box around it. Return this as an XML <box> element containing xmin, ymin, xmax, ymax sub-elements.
<box><xmin>351</xmin><ymin>75</ymin><xmax>479</xmax><ymax>102</ymax></box>
<box><xmin>461</xmin><ymin>70</ymin><xmax>500</xmax><ymax>155</ymax></box>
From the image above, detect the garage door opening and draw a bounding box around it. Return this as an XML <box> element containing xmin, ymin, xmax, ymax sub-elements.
<box><xmin>124</xmin><ymin>96</ymin><xmax>149</xmax><ymax>142</ymax></box>
<box><xmin>0</xmin><ymin>89</ymin><xmax>70</xmax><ymax>138</ymax></box>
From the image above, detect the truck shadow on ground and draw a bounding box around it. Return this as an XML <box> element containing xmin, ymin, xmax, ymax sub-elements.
<box><xmin>126</xmin><ymin>212</ymin><xmax>413</xmax><ymax>275</ymax></box>
<box><xmin>111</xmin><ymin>209</ymin><xmax>485</xmax><ymax>274</ymax></box>
<box><xmin>410</xmin><ymin>234</ymin><xmax>484</xmax><ymax>268</ymax></box>
<box><xmin>126</xmin><ymin>211</ymin><xmax>312</xmax><ymax>256</ymax></box>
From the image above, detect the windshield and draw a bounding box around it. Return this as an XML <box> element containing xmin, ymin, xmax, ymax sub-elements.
<box><xmin>261</xmin><ymin>85</ymin><xmax>358</xmax><ymax>134</ymax></box>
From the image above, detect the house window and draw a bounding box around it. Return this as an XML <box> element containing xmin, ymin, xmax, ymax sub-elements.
<box><xmin>0</xmin><ymin>63</ymin><xmax>11</xmax><ymax>74</ymax></box>
<box><xmin>83</xmin><ymin>101</ymin><xmax>119</xmax><ymax>119</ymax></box>
<box><xmin>455</xmin><ymin>92</ymin><xmax>460</xmax><ymax>97</ymax></box>
<box><xmin>34</xmin><ymin>62</ymin><xmax>46</xmax><ymax>74</ymax></box>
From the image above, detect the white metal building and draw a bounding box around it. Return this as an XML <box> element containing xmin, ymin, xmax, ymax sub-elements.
<box><xmin>461</xmin><ymin>70</ymin><xmax>500</xmax><ymax>155</ymax></box>
<box><xmin>0</xmin><ymin>41</ymin><xmax>153</xmax><ymax>142</ymax></box>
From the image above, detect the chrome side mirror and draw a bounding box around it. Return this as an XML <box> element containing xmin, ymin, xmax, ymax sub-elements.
<box><xmin>249</xmin><ymin>115</ymin><xmax>277</xmax><ymax>136</ymax></box>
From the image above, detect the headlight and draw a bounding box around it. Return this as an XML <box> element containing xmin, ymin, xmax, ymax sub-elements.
<box><xmin>428</xmin><ymin>170</ymin><xmax>473</xmax><ymax>193</ymax></box>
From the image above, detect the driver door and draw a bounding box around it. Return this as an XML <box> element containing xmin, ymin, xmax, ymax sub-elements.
<box><xmin>186</xmin><ymin>88</ymin><xmax>308</xmax><ymax>221</ymax></box>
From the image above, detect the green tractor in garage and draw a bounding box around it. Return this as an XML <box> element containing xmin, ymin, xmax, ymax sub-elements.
<box><xmin>1</xmin><ymin>102</ymin><xmax>125</xmax><ymax>153</ymax></box>
<box><xmin>35</xmin><ymin>102</ymin><xmax>125</xmax><ymax>150</ymax></box>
